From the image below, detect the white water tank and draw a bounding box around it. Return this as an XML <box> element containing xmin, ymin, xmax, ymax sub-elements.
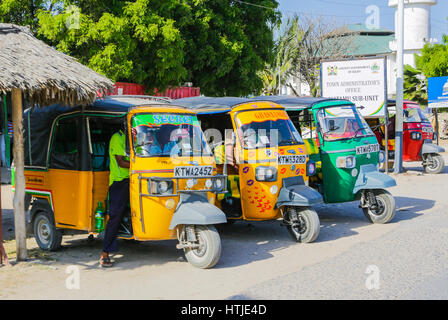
<box><xmin>389</xmin><ymin>0</ymin><xmax>436</xmax><ymax>50</ymax></box>
<box><xmin>389</xmin><ymin>0</ymin><xmax>436</xmax><ymax>67</ymax></box>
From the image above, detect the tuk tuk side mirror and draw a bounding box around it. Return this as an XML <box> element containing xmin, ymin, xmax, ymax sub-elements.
<box><xmin>316</xmin><ymin>123</ymin><xmax>324</xmax><ymax>146</ymax></box>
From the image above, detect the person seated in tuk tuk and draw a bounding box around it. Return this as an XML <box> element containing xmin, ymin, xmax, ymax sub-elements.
<box><xmin>100</xmin><ymin>129</ymin><xmax>130</xmax><ymax>268</ymax></box>
<box><xmin>134</xmin><ymin>125</ymin><xmax>182</xmax><ymax>157</ymax></box>
<box><xmin>156</xmin><ymin>124</ymin><xmax>180</xmax><ymax>155</ymax></box>
<box><xmin>135</xmin><ymin>129</ymin><xmax>160</xmax><ymax>156</ymax></box>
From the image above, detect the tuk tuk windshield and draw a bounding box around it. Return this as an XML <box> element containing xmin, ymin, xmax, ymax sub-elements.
<box><xmin>316</xmin><ymin>105</ymin><xmax>374</xmax><ymax>141</ymax></box>
<box><xmin>131</xmin><ymin>113</ymin><xmax>212</xmax><ymax>157</ymax></box>
<box><xmin>235</xmin><ymin>110</ymin><xmax>303</xmax><ymax>149</ymax></box>
<box><xmin>404</xmin><ymin>106</ymin><xmax>430</xmax><ymax>123</ymax></box>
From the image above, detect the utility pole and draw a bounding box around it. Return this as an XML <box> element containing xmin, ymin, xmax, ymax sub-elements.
<box><xmin>394</xmin><ymin>0</ymin><xmax>404</xmax><ymax>173</ymax></box>
<box><xmin>277</xmin><ymin>58</ymin><xmax>281</xmax><ymax>95</ymax></box>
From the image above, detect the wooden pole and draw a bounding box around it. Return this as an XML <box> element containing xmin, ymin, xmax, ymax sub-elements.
<box><xmin>11</xmin><ymin>88</ymin><xmax>27</xmax><ymax>261</ymax></box>
<box><xmin>1</xmin><ymin>93</ymin><xmax>10</xmax><ymax>266</ymax></box>
<box><xmin>0</xmin><ymin>162</ymin><xmax>10</xmax><ymax>266</ymax></box>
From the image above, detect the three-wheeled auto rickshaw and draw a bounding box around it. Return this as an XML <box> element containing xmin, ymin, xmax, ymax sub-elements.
<box><xmin>367</xmin><ymin>100</ymin><xmax>445</xmax><ymax>174</ymax></box>
<box><xmin>174</xmin><ymin>97</ymin><xmax>323</xmax><ymax>243</ymax></box>
<box><xmin>20</xmin><ymin>95</ymin><xmax>227</xmax><ymax>268</ymax></box>
<box><xmin>252</xmin><ymin>96</ymin><xmax>397</xmax><ymax>224</ymax></box>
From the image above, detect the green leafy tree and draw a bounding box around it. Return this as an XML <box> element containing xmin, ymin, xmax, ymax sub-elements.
<box><xmin>0</xmin><ymin>0</ymin><xmax>59</xmax><ymax>32</ymax></box>
<box><xmin>416</xmin><ymin>35</ymin><xmax>448</xmax><ymax>78</ymax></box>
<box><xmin>176</xmin><ymin>0</ymin><xmax>280</xmax><ymax>96</ymax></box>
<box><xmin>403</xmin><ymin>64</ymin><xmax>427</xmax><ymax>106</ymax></box>
<box><xmin>35</xmin><ymin>0</ymin><xmax>280</xmax><ymax>95</ymax></box>
<box><xmin>37</xmin><ymin>0</ymin><xmax>187</xmax><ymax>92</ymax></box>
<box><xmin>270</xmin><ymin>14</ymin><xmax>357</xmax><ymax>97</ymax></box>
<box><xmin>259</xmin><ymin>15</ymin><xmax>301</xmax><ymax>95</ymax></box>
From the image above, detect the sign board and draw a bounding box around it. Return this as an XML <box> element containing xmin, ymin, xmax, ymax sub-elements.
<box><xmin>321</xmin><ymin>57</ymin><xmax>387</xmax><ymax>118</ymax></box>
<box><xmin>428</xmin><ymin>76</ymin><xmax>448</xmax><ymax>109</ymax></box>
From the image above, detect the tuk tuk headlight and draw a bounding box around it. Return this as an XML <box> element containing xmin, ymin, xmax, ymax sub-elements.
<box><xmin>306</xmin><ymin>161</ymin><xmax>316</xmax><ymax>176</ymax></box>
<box><xmin>378</xmin><ymin>151</ymin><xmax>386</xmax><ymax>163</ymax></box>
<box><xmin>255</xmin><ymin>166</ymin><xmax>277</xmax><ymax>182</ymax></box>
<box><xmin>411</xmin><ymin>131</ymin><xmax>422</xmax><ymax>140</ymax></box>
<box><xmin>336</xmin><ymin>156</ymin><xmax>356</xmax><ymax>169</ymax></box>
<box><xmin>205</xmin><ymin>178</ymin><xmax>213</xmax><ymax>189</ymax></box>
<box><xmin>158</xmin><ymin>180</ymin><xmax>170</xmax><ymax>194</ymax></box>
<box><xmin>213</xmin><ymin>177</ymin><xmax>224</xmax><ymax>191</ymax></box>
<box><xmin>149</xmin><ymin>179</ymin><xmax>173</xmax><ymax>195</ymax></box>
<box><xmin>186</xmin><ymin>179</ymin><xmax>195</xmax><ymax>189</ymax></box>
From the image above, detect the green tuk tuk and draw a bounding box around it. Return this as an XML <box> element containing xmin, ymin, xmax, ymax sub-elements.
<box><xmin>253</xmin><ymin>96</ymin><xmax>397</xmax><ymax>224</ymax></box>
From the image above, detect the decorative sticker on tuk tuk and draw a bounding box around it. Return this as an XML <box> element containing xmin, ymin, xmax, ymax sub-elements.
<box><xmin>236</xmin><ymin>109</ymin><xmax>290</xmax><ymax>125</ymax></box>
<box><xmin>132</xmin><ymin>114</ymin><xmax>199</xmax><ymax>127</ymax></box>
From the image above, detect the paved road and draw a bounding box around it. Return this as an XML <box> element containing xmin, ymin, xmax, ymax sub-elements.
<box><xmin>1</xmin><ymin>152</ymin><xmax>447</xmax><ymax>300</ymax></box>
<box><xmin>229</xmin><ymin>156</ymin><xmax>448</xmax><ymax>300</ymax></box>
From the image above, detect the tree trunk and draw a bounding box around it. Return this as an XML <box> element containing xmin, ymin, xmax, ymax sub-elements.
<box><xmin>12</xmin><ymin>88</ymin><xmax>27</xmax><ymax>261</ymax></box>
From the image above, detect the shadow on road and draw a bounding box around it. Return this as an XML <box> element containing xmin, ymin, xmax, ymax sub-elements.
<box><xmin>404</xmin><ymin>165</ymin><xmax>448</xmax><ymax>174</ymax></box>
<box><xmin>1</xmin><ymin>195</ymin><xmax>435</xmax><ymax>270</ymax></box>
<box><xmin>58</xmin><ymin>236</ymin><xmax>182</xmax><ymax>270</ymax></box>
<box><xmin>393</xmin><ymin>196</ymin><xmax>435</xmax><ymax>222</ymax></box>
<box><xmin>215</xmin><ymin>220</ymin><xmax>297</xmax><ymax>268</ymax></box>
<box><xmin>314</xmin><ymin>202</ymin><xmax>368</xmax><ymax>243</ymax></box>
<box><xmin>214</xmin><ymin>203</ymin><xmax>374</xmax><ymax>269</ymax></box>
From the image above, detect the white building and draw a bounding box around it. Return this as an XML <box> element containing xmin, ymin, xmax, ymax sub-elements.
<box><xmin>388</xmin><ymin>0</ymin><xmax>437</xmax><ymax>96</ymax></box>
<box><xmin>281</xmin><ymin>0</ymin><xmax>437</xmax><ymax>99</ymax></box>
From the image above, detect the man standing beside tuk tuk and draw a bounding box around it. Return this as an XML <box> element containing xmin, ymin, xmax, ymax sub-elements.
<box><xmin>100</xmin><ymin>129</ymin><xmax>130</xmax><ymax>267</ymax></box>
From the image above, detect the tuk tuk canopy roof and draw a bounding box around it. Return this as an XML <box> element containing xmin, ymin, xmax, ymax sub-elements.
<box><xmin>251</xmin><ymin>96</ymin><xmax>353</xmax><ymax>111</ymax></box>
<box><xmin>24</xmin><ymin>96</ymin><xmax>172</xmax><ymax>168</ymax></box>
<box><xmin>174</xmin><ymin>97</ymin><xmax>254</xmax><ymax>114</ymax></box>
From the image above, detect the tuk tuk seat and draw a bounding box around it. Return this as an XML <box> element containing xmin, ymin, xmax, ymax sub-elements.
<box><xmin>92</xmin><ymin>141</ymin><xmax>110</xmax><ymax>171</ymax></box>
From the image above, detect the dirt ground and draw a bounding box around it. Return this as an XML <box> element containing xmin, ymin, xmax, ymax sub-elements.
<box><xmin>1</xmin><ymin>140</ymin><xmax>447</xmax><ymax>300</ymax></box>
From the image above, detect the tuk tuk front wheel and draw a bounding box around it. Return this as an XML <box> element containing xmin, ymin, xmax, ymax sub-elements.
<box><xmin>33</xmin><ymin>211</ymin><xmax>62</xmax><ymax>251</ymax></box>
<box><xmin>284</xmin><ymin>207</ymin><xmax>320</xmax><ymax>243</ymax></box>
<box><xmin>362</xmin><ymin>189</ymin><xmax>396</xmax><ymax>224</ymax></box>
<box><xmin>423</xmin><ymin>153</ymin><xmax>445</xmax><ymax>174</ymax></box>
<box><xmin>182</xmin><ymin>225</ymin><xmax>221</xmax><ymax>269</ymax></box>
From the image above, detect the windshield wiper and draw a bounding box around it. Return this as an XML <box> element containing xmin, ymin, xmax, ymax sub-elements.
<box><xmin>278</xmin><ymin>139</ymin><xmax>297</xmax><ymax>146</ymax></box>
<box><xmin>354</xmin><ymin>127</ymin><xmax>368</xmax><ymax>138</ymax></box>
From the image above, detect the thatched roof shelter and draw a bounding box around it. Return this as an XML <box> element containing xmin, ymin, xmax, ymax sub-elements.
<box><xmin>0</xmin><ymin>23</ymin><xmax>113</xmax><ymax>107</ymax></box>
<box><xmin>0</xmin><ymin>23</ymin><xmax>114</xmax><ymax>264</ymax></box>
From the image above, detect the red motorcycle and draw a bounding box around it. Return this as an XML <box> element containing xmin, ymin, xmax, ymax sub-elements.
<box><xmin>368</xmin><ymin>100</ymin><xmax>445</xmax><ymax>174</ymax></box>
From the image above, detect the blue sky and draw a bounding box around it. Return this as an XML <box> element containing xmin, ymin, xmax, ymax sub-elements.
<box><xmin>277</xmin><ymin>0</ymin><xmax>448</xmax><ymax>43</ymax></box>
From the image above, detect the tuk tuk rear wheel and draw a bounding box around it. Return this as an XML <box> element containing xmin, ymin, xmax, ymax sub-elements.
<box><xmin>33</xmin><ymin>211</ymin><xmax>62</xmax><ymax>251</ymax></box>
<box><xmin>183</xmin><ymin>225</ymin><xmax>221</xmax><ymax>269</ymax></box>
<box><xmin>362</xmin><ymin>189</ymin><xmax>396</xmax><ymax>224</ymax></box>
<box><xmin>284</xmin><ymin>207</ymin><xmax>320</xmax><ymax>243</ymax></box>
<box><xmin>423</xmin><ymin>154</ymin><xmax>445</xmax><ymax>174</ymax></box>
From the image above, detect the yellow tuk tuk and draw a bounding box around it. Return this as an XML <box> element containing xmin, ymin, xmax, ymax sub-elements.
<box><xmin>20</xmin><ymin>96</ymin><xmax>227</xmax><ymax>268</ymax></box>
<box><xmin>175</xmin><ymin>97</ymin><xmax>323</xmax><ymax>243</ymax></box>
